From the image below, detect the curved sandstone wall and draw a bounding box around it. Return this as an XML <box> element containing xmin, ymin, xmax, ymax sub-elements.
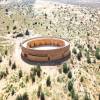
<box><xmin>21</xmin><ymin>37</ymin><xmax>70</xmax><ymax>62</ymax></box>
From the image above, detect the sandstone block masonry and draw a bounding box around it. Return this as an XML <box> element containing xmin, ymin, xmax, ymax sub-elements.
<box><xmin>21</xmin><ymin>37</ymin><xmax>70</xmax><ymax>62</ymax></box>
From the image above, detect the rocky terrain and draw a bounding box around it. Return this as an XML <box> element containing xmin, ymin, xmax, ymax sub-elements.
<box><xmin>0</xmin><ymin>0</ymin><xmax>100</xmax><ymax>100</ymax></box>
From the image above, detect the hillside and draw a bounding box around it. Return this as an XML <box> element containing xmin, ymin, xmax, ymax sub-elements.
<box><xmin>0</xmin><ymin>1</ymin><xmax>100</xmax><ymax>100</ymax></box>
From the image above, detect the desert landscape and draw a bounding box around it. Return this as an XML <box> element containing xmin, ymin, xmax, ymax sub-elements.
<box><xmin>0</xmin><ymin>0</ymin><xmax>100</xmax><ymax>100</ymax></box>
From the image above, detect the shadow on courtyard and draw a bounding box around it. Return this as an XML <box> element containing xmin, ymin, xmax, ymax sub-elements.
<box><xmin>21</xmin><ymin>53</ymin><xmax>71</xmax><ymax>66</ymax></box>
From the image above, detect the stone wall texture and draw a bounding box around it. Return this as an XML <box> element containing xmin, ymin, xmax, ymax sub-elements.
<box><xmin>21</xmin><ymin>37</ymin><xmax>70</xmax><ymax>62</ymax></box>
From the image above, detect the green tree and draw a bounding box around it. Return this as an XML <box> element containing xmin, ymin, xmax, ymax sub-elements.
<box><xmin>22</xmin><ymin>92</ymin><xmax>29</xmax><ymax>100</ymax></box>
<box><xmin>5</xmin><ymin>9</ymin><xmax>8</xmax><ymax>12</ymax></box>
<box><xmin>30</xmin><ymin>67</ymin><xmax>37</xmax><ymax>76</ymax></box>
<box><xmin>68</xmin><ymin>80</ymin><xmax>73</xmax><ymax>91</ymax></box>
<box><xmin>80</xmin><ymin>77</ymin><xmax>84</xmax><ymax>82</ymax></box>
<box><xmin>18</xmin><ymin>70</ymin><xmax>22</xmax><ymax>79</ymax></box>
<box><xmin>16</xmin><ymin>95</ymin><xmax>22</xmax><ymax>100</ymax></box>
<box><xmin>12</xmin><ymin>62</ymin><xmax>16</xmax><ymax>70</ymax></box>
<box><xmin>0</xmin><ymin>56</ymin><xmax>2</xmax><ymax>63</ymax></box>
<box><xmin>46</xmin><ymin>76</ymin><xmax>51</xmax><ymax>87</ymax></box>
<box><xmin>25</xmin><ymin>75</ymin><xmax>29</xmax><ymax>83</ymax></box>
<box><xmin>0</xmin><ymin>71</ymin><xmax>7</xmax><ymax>80</ymax></box>
<box><xmin>63</xmin><ymin>63</ymin><xmax>69</xmax><ymax>74</ymax></box>
<box><xmin>74</xmin><ymin>94</ymin><xmax>79</xmax><ymax>100</ymax></box>
<box><xmin>68</xmin><ymin>71</ymin><xmax>72</xmax><ymax>79</ymax></box>
<box><xmin>36</xmin><ymin>64</ymin><xmax>41</xmax><ymax>77</ymax></box>
<box><xmin>77</xmin><ymin>51</ymin><xmax>82</xmax><ymax>61</ymax></box>
<box><xmin>95</xmin><ymin>48</ymin><xmax>100</xmax><ymax>60</ymax></box>
<box><xmin>11</xmin><ymin>89</ymin><xmax>15</xmax><ymax>96</ymax></box>
<box><xmin>40</xmin><ymin>92</ymin><xmax>45</xmax><ymax>100</ymax></box>
<box><xmin>5</xmin><ymin>50</ymin><xmax>8</xmax><ymax>55</ymax></box>
<box><xmin>13</xmin><ymin>26</ymin><xmax>17</xmax><ymax>30</ymax></box>
<box><xmin>99</xmin><ymin>94</ymin><xmax>100</xmax><ymax>100</ymax></box>
<box><xmin>6</xmin><ymin>68</ymin><xmax>9</xmax><ymax>75</ymax></box>
<box><xmin>25</xmin><ymin>29</ymin><xmax>29</xmax><ymax>35</ymax></box>
<box><xmin>87</xmin><ymin>56</ymin><xmax>91</xmax><ymax>64</ymax></box>
<box><xmin>72</xmin><ymin>48</ymin><xmax>77</xmax><ymax>54</ymax></box>
<box><xmin>84</xmin><ymin>93</ymin><xmax>91</xmax><ymax>100</ymax></box>
<box><xmin>7</xmin><ymin>26</ymin><xmax>9</xmax><ymax>30</ymax></box>
<box><xmin>71</xmin><ymin>88</ymin><xmax>75</xmax><ymax>99</ymax></box>
<box><xmin>9</xmin><ymin>59</ymin><xmax>11</xmax><ymax>66</ymax></box>
<box><xmin>31</xmin><ymin>74</ymin><xmax>35</xmax><ymax>83</ymax></box>
<box><xmin>37</xmin><ymin>85</ymin><xmax>42</xmax><ymax>98</ymax></box>
<box><xmin>30</xmin><ymin>68</ymin><xmax>36</xmax><ymax>83</ymax></box>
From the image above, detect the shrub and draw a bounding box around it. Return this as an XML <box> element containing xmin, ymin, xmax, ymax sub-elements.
<box><xmin>5</xmin><ymin>9</ymin><xmax>8</xmax><ymax>12</ymax></box>
<box><xmin>37</xmin><ymin>85</ymin><xmax>42</xmax><ymax>98</ymax></box>
<box><xmin>16</xmin><ymin>92</ymin><xmax>29</xmax><ymax>100</ymax></box>
<box><xmin>13</xmin><ymin>26</ymin><xmax>17</xmax><ymax>30</ymax></box>
<box><xmin>68</xmin><ymin>71</ymin><xmax>72</xmax><ymax>79</ymax></box>
<box><xmin>22</xmin><ymin>92</ymin><xmax>29</xmax><ymax>100</ymax></box>
<box><xmin>36</xmin><ymin>64</ymin><xmax>41</xmax><ymax>77</ymax></box>
<box><xmin>0</xmin><ymin>56</ymin><xmax>2</xmax><ymax>63</ymax></box>
<box><xmin>31</xmin><ymin>74</ymin><xmax>35</xmax><ymax>83</ymax></box>
<box><xmin>5</xmin><ymin>50</ymin><xmax>8</xmax><ymax>55</ymax></box>
<box><xmin>0</xmin><ymin>71</ymin><xmax>7</xmax><ymax>80</ymax></box>
<box><xmin>12</xmin><ymin>62</ymin><xmax>16</xmax><ymax>70</ymax></box>
<box><xmin>46</xmin><ymin>76</ymin><xmax>51</xmax><ymax>87</ymax></box>
<box><xmin>87</xmin><ymin>56</ymin><xmax>91</xmax><ymax>64</ymax></box>
<box><xmin>95</xmin><ymin>48</ymin><xmax>100</xmax><ymax>60</ymax></box>
<box><xmin>25</xmin><ymin>30</ymin><xmax>29</xmax><ymax>35</ymax></box>
<box><xmin>30</xmin><ymin>67</ymin><xmax>37</xmax><ymax>76</ymax></box>
<box><xmin>30</xmin><ymin>68</ymin><xmax>36</xmax><ymax>83</ymax></box>
<box><xmin>16</xmin><ymin>33</ymin><xmax>24</xmax><ymax>37</ymax></box>
<box><xmin>72</xmin><ymin>48</ymin><xmax>77</xmax><ymax>54</ymax></box>
<box><xmin>68</xmin><ymin>80</ymin><xmax>73</xmax><ymax>91</ymax></box>
<box><xmin>63</xmin><ymin>63</ymin><xmax>69</xmax><ymax>74</ymax></box>
<box><xmin>18</xmin><ymin>70</ymin><xmax>22</xmax><ymax>79</ymax></box>
<box><xmin>74</xmin><ymin>94</ymin><xmax>79</xmax><ymax>100</ymax></box>
<box><xmin>40</xmin><ymin>92</ymin><xmax>45</xmax><ymax>100</ymax></box>
<box><xmin>58</xmin><ymin>68</ymin><xmax>62</xmax><ymax>74</ymax></box>
<box><xmin>84</xmin><ymin>93</ymin><xmax>90</xmax><ymax>100</ymax></box>
<box><xmin>70</xmin><ymin>88</ymin><xmax>75</xmax><ymax>99</ymax></box>
<box><xmin>9</xmin><ymin>59</ymin><xmax>11</xmax><ymax>66</ymax></box>
<box><xmin>44</xmin><ymin>13</ymin><xmax>47</xmax><ymax>19</ymax></box>
<box><xmin>25</xmin><ymin>75</ymin><xmax>29</xmax><ymax>83</ymax></box>
<box><xmin>19</xmin><ymin>82</ymin><xmax>25</xmax><ymax>88</ymax></box>
<box><xmin>30</xmin><ymin>72</ymin><xmax>35</xmax><ymax>83</ymax></box>
<box><xmin>6</xmin><ymin>68</ymin><xmax>9</xmax><ymax>75</ymax></box>
<box><xmin>77</xmin><ymin>51</ymin><xmax>82</xmax><ymax>61</ymax></box>
<box><xmin>8</xmin><ymin>32</ymin><xmax>10</xmax><ymax>34</ymax></box>
<box><xmin>16</xmin><ymin>95</ymin><xmax>22</xmax><ymax>100</ymax></box>
<box><xmin>80</xmin><ymin>77</ymin><xmax>84</xmax><ymax>82</ymax></box>
<box><xmin>6</xmin><ymin>26</ymin><xmax>9</xmax><ymax>30</ymax></box>
<box><xmin>11</xmin><ymin>89</ymin><xmax>15</xmax><ymax>96</ymax></box>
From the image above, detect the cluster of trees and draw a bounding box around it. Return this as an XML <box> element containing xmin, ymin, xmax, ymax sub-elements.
<box><xmin>16</xmin><ymin>92</ymin><xmax>29</xmax><ymax>100</ymax></box>
<box><xmin>72</xmin><ymin>48</ymin><xmax>82</xmax><ymax>61</ymax></box>
<box><xmin>68</xmin><ymin>80</ymin><xmax>79</xmax><ymax>100</ymax></box>
<box><xmin>30</xmin><ymin>64</ymin><xmax>41</xmax><ymax>83</ymax></box>
<box><xmin>37</xmin><ymin>85</ymin><xmax>45</xmax><ymax>100</ymax></box>
<box><xmin>63</xmin><ymin>63</ymin><xmax>72</xmax><ymax>79</ymax></box>
<box><xmin>9</xmin><ymin>59</ymin><xmax>16</xmax><ymax>70</ymax></box>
